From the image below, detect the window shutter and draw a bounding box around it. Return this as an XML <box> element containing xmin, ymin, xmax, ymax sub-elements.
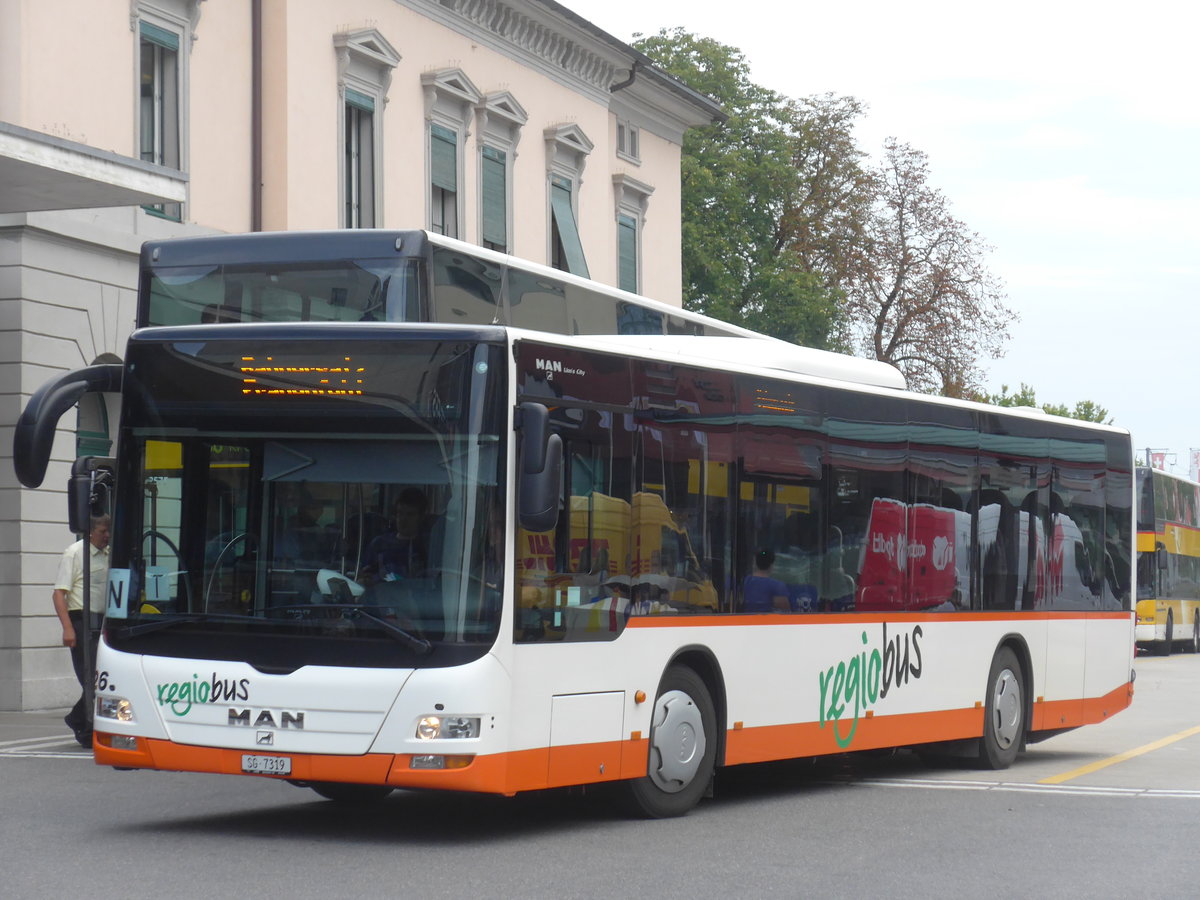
<box><xmin>140</xmin><ymin>21</ymin><xmax>179</xmax><ymax>51</ymax></box>
<box><xmin>550</xmin><ymin>177</ymin><xmax>589</xmax><ymax>278</ymax></box>
<box><xmin>430</xmin><ymin>124</ymin><xmax>457</xmax><ymax>192</ymax></box>
<box><xmin>618</xmin><ymin>214</ymin><xmax>638</xmax><ymax>293</ymax></box>
<box><xmin>345</xmin><ymin>88</ymin><xmax>375</xmax><ymax>112</ymax></box>
<box><xmin>481</xmin><ymin>146</ymin><xmax>507</xmax><ymax>249</ymax></box>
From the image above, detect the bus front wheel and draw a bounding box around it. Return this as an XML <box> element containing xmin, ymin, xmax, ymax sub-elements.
<box><xmin>979</xmin><ymin>647</ymin><xmax>1024</xmax><ymax>770</ymax></box>
<box><xmin>624</xmin><ymin>665</ymin><xmax>716</xmax><ymax>818</ymax></box>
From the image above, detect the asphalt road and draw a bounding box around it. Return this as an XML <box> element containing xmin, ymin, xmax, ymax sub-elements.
<box><xmin>3</xmin><ymin>651</ymin><xmax>1197</xmax><ymax>899</ymax></box>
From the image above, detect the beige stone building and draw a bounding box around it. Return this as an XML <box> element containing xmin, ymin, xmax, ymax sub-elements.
<box><xmin>0</xmin><ymin>0</ymin><xmax>721</xmax><ymax>710</ymax></box>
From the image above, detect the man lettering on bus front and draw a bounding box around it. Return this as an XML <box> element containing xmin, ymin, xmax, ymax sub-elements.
<box><xmin>52</xmin><ymin>514</ymin><xmax>111</xmax><ymax>748</ymax></box>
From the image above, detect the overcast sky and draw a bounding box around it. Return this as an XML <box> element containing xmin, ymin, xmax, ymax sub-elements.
<box><xmin>567</xmin><ymin>0</ymin><xmax>1200</xmax><ymax>476</ymax></box>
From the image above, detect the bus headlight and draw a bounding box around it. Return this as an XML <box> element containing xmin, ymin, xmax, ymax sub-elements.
<box><xmin>415</xmin><ymin>715</ymin><xmax>480</xmax><ymax>740</ymax></box>
<box><xmin>96</xmin><ymin>697</ymin><xmax>135</xmax><ymax>723</ymax></box>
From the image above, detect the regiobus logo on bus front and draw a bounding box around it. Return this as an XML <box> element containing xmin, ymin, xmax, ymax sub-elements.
<box><xmin>155</xmin><ymin>673</ymin><xmax>250</xmax><ymax>716</ymax></box>
<box><xmin>818</xmin><ymin>623</ymin><xmax>924</xmax><ymax>749</ymax></box>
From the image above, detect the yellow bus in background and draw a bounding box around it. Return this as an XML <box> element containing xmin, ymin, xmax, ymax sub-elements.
<box><xmin>1136</xmin><ymin>466</ymin><xmax>1200</xmax><ymax>654</ymax></box>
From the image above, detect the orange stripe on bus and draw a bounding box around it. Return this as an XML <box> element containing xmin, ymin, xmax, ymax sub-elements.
<box><xmin>724</xmin><ymin>707</ymin><xmax>984</xmax><ymax>765</ymax></box>
<box><xmin>724</xmin><ymin>681</ymin><xmax>1133</xmax><ymax>766</ymax></box>
<box><xmin>1034</xmin><ymin>681</ymin><xmax>1133</xmax><ymax>731</ymax></box>
<box><xmin>93</xmin><ymin>736</ymin><xmax>653</xmax><ymax>796</ymax></box>
<box><xmin>93</xmin><ymin>683</ymin><xmax>1131</xmax><ymax>794</ymax></box>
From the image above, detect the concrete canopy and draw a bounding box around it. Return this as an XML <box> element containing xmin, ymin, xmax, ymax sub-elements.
<box><xmin>0</xmin><ymin>122</ymin><xmax>186</xmax><ymax>214</ymax></box>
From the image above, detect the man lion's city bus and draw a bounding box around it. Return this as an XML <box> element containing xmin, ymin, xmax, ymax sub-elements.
<box><xmin>14</xmin><ymin>230</ymin><xmax>1135</xmax><ymax>817</ymax></box>
<box><xmin>1135</xmin><ymin>465</ymin><xmax>1200</xmax><ymax>655</ymax></box>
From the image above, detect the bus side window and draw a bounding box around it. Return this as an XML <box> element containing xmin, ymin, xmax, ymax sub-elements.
<box><xmin>431</xmin><ymin>247</ymin><xmax>501</xmax><ymax>325</ymax></box>
<box><xmin>632</xmin><ymin>363</ymin><xmax>730</xmax><ymax>615</ymax></box>
<box><xmin>515</xmin><ymin>407</ymin><xmax>634</xmax><ymax>643</ymax></box>
<box><xmin>508</xmin><ymin>268</ymin><xmax>568</xmax><ymax>334</ymax></box>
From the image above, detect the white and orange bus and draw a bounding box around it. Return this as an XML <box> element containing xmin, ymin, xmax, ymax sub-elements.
<box><xmin>1135</xmin><ymin>465</ymin><xmax>1200</xmax><ymax>654</ymax></box>
<box><xmin>14</xmin><ymin>231</ymin><xmax>1135</xmax><ymax>817</ymax></box>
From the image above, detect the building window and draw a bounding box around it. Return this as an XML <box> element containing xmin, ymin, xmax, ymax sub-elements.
<box><xmin>545</xmin><ymin>124</ymin><xmax>593</xmax><ymax>277</ymax></box>
<box><xmin>616</xmin><ymin>121</ymin><xmax>640</xmax><ymax>164</ymax></box>
<box><xmin>344</xmin><ymin>91</ymin><xmax>375</xmax><ymax>227</ymax></box>
<box><xmin>139</xmin><ymin>21</ymin><xmax>181</xmax><ymax>219</ymax></box>
<box><xmin>617</xmin><ymin>213</ymin><xmax>638</xmax><ymax>293</ymax></box>
<box><xmin>481</xmin><ymin>146</ymin><xmax>507</xmax><ymax>252</ymax></box>
<box><xmin>613</xmin><ymin>173</ymin><xmax>654</xmax><ymax>295</ymax></box>
<box><xmin>334</xmin><ymin>29</ymin><xmax>399</xmax><ymax>229</ymax></box>
<box><xmin>550</xmin><ymin>175</ymin><xmax>588</xmax><ymax>277</ymax></box>
<box><xmin>430</xmin><ymin>123</ymin><xmax>459</xmax><ymax>238</ymax></box>
<box><xmin>475</xmin><ymin>91</ymin><xmax>526</xmax><ymax>255</ymax></box>
<box><xmin>422</xmin><ymin>69</ymin><xmax>481</xmax><ymax>241</ymax></box>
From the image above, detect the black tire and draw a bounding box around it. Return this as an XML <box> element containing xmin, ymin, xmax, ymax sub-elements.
<box><xmin>978</xmin><ymin>646</ymin><xmax>1024</xmax><ymax>769</ymax></box>
<box><xmin>624</xmin><ymin>665</ymin><xmax>716</xmax><ymax>818</ymax></box>
<box><xmin>1157</xmin><ymin>611</ymin><xmax>1174</xmax><ymax>656</ymax></box>
<box><xmin>309</xmin><ymin>782</ymin><xmax>394</xmax><ymax>804</ymax></box>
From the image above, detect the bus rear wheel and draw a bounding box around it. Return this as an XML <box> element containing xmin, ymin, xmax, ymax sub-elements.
<box><xmin>624</xmin><ymin>665</ymin><xmax>716</xmax><ymax>818</ymax></box>
<box><xmin>978</xmin><ymin>647</ymin><xmax>1024</xmax><ymax>770</ymax></box>
<box><xmin>308</xmin><ymin>782</ymin><xmax>394</xmax><ymax>804</ymax></box>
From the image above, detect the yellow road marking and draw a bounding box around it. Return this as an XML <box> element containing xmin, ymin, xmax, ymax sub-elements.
<box><xmin>1039</xmin><ymin>725</ymin><xmax>1200</xmax><ymax>785</ymax></box>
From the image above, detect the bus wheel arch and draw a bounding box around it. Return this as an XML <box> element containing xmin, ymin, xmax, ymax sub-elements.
<box><xmin>665</xmin><ymin>646</ymin><xmax>727</xmax><ymax>767</ymax></box>
<box><xmin>624</xmin><ymin>650</ymin><xmax>724</xmax><ymax>818</ymax></box>
<box><xmin>978</xmin><ymin>639</ymin><xmax>1031</xmax><ymax>770</ymax></box>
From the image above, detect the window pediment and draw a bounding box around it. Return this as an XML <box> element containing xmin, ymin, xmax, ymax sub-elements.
<box><xmin>544</xmin><ymin>123</ymin><xmax>593</xmax><ymax>178</ymax></box>
<box><xmin>422</xmin><ymin>68</ymin><xmax>483</xmax><ymax>120</ymax></box>
<box><xmin>479</xmin><ymin>91</ymin><xmax>528</xmax><ymax>130</ymax></box>
<box><xmin>335</xmin><ymin>28</ymin><xmax>401</xmax><ymax>85</ymax></box>
<box><xmin>613</xmin><ymin>173</ymin><xmax>654</xmax><ymax>216</ymax></box>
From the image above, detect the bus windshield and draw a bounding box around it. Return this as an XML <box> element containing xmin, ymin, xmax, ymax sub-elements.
<box><xmin>144</xmin><ymin>258</ymin><xmax>422</xmax><ymax>327</ymax></box>
<box><xmin>106</xmin><ymin>331</ymin><xmax>506</xmax><ymax>669</ymax></box>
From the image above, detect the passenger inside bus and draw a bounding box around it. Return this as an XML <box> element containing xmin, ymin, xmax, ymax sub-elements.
<box><xmin>742</xmin><ymin>549</ymin><xmax>790</xmax><ymax>613</ymax></box>
<box><xmin>360</xmin><ymin>488</ymin><xmax>431</xmax><ymax>584</ymax></box>
<box><xmin>281</xmin><ymin>490</ymin><xmax>338</xmax><ymax>568</ymax></box>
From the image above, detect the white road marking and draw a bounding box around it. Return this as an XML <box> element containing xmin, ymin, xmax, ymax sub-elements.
<box><xmin>846</xmin><ymin>777</ymin><xmax>1200</xmax><ymax>799</ymax></box>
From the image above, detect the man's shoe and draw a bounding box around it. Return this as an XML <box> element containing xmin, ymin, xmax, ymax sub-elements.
<box><xmin>74</xmin><ymin>730</ymin><xmax>93</xmax><ymax>749</ymax></box>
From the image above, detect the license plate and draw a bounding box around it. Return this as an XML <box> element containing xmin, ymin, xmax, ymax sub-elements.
<box><xmin>241</xmin><ymin>754</ymin><xmax>291</xmax><ymax>776</ymax></box>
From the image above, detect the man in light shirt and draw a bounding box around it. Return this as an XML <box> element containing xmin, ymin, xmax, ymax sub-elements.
<box><xmin>52</xmin><ymin>514</ymin><xmax>111</xmax><ymax>748</ymax></box>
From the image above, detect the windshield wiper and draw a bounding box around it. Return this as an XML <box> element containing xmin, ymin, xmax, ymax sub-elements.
<box><xmin>113</xmin><ymin>612</ymin><xmax>261</xmax><ymax>638</ymax></box>
<box><xmin>268</xmin><ymin>604</ymin><xmax>433</xmax><ymax>655</ymax></box>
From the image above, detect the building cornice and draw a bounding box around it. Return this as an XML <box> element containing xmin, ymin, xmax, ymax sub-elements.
<box><xmin>398</xmin><ymin>0</ymin><xmax>722</xmax><ymax>141</ymax></box>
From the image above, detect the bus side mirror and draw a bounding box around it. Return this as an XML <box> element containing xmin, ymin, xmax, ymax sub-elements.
<box><xmin>517</xmin><ymin>402</ymin><xmax>561</xmax><ymax>532</ymax></box>
<box><xmin>1156</xmin><ymin>545</ymin><xmax>1168</xmax><ymax>571</ymax></box>
<box><xmin>68</xmin><ymin>457</ymin><xmax>115</xmax><ymax>535</ymax></box>
<box><xmin>12</xmin><ymin>363</ymin><xmax>122</xmax><ymax>488</ymax></box>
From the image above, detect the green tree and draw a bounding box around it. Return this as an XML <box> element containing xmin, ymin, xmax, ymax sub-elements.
<box><xmin>986</xmin><ymin>383</ymin><xmax>1111</xmax><ymax>423</ymax></box>
<box><xmin>637</xmin><ymin>31</ymin><xmax>1015</xmax><ymax>394</ymax></box>
<box><xmin>633</xmin><ymin>29</ymin><xmax>842</xmax><ymax>346</ymax></box>
<box><xmin>782</xmin><ymin>93</ymin><xmax>874</xmax><ymax>307</ymax></box>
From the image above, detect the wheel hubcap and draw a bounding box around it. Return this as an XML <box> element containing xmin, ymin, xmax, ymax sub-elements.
<box><xmin>991</xmin><ymin>668</ymin><xmax>1022</xmax><ymax>750</ymax></box>
<box><xmin>647</xmin><ymin>689</ymin><xmax>706</xmax><ymax>793</ymax></box>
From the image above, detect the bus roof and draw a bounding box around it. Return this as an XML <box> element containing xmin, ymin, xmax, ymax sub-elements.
<box><xmin>588</xmin><ymin>334</ymin><xmax>908</xmax><ymax>390</ymax></box>
<box><xmin>513</xmin><ymin>326</ymin><xmax>1131</xmax><ymax>438</ymax></box>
